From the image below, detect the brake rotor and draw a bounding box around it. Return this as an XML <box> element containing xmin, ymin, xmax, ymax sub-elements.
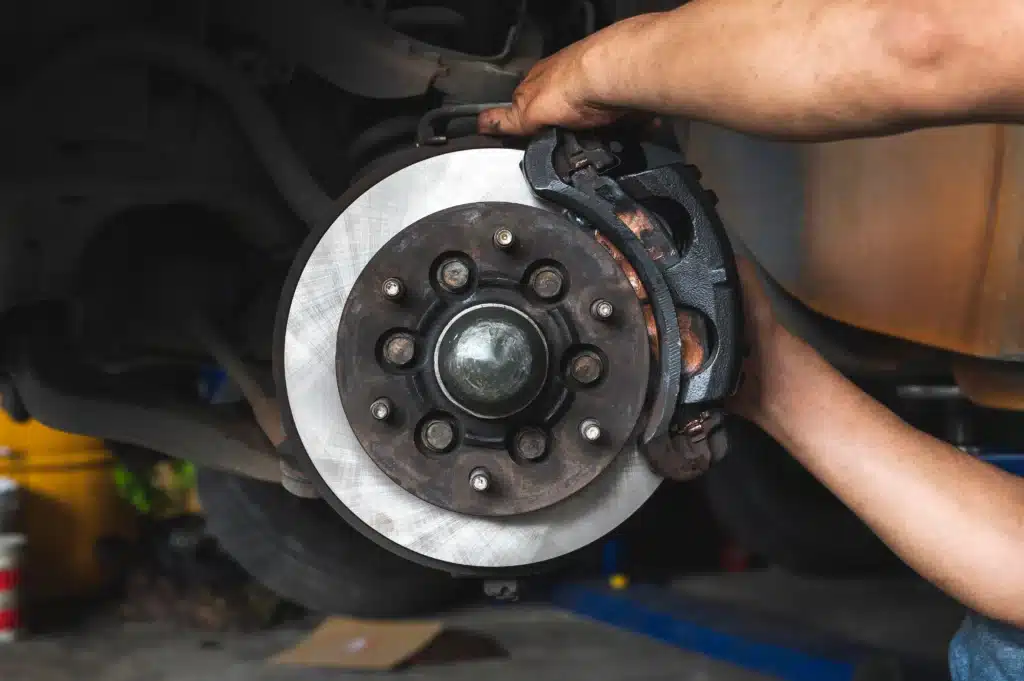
<box><xmin>279</xmin><ymin>147</ymin><xmax>661</xmax><ymax>570</ymax></box>
<box><xmin>336</xmin><ymin>201</ymin><xmax>650</xmax><ymax>517</ymax></box>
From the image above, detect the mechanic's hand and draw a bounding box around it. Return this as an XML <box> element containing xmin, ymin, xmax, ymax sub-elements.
<box><xmin>726</xmin><ymin>259</ymin><xmax>793</xmax><ymax>431</ymax></box>
<box><xmin>478</xmin><ymin>36</ymin><xmax>623</xmax><ymax>136</ymax></box>
<box><xmin>476</xmin><ymin>9</ymin><xmax>677</xmax><ymax>137</ymax></box>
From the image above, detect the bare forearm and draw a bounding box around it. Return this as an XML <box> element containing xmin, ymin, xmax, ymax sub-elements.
<box><xmin>583</xmin><ymin>0</ymin><xmax>1024</xmax><ymax>139</ymax></box>
<box><xmin>756</xmin><ymin>333</ymin><xmax>1024</xmax><ymax>625</ymax></box>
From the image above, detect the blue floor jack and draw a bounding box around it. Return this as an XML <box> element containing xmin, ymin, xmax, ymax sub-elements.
<box><xmin>550</xmin><ymin>453</ymin><xmax>1023</xmax><ymax>681</ymax></box>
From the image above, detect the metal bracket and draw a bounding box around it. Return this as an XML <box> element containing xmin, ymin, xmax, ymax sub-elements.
<box><xmin>522</xmin><ymin>128</ymin><xmax>743</xmax><ymax>453</ymax></box>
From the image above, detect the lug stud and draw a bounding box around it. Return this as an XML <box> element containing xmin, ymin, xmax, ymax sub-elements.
<box><xmin>591</xmin><ymin>299</ymin><xmax>614</xmax><ymax>320</ymax></box>
<box><xmin>493</xmin><ymin>228</ymin><xmax>515</xmax><ymax>250</ymax></box>
<box><xmin>381</xmin><ymin>277</ymin><xmax>405</xmax><ymax>301</ymax></box>
<box><xmin>580</xmin><ymin>418</ymin><xmax>603</xmax><ymax>443</ymax></box>
<box><xmin>370</xmin><ymin>397</ymin><xmax>393</xmax><ymax>421</ymax></box>
<box><xmin>469</xmin><ymin>467</ymin><xmax>491</xmax><ymax>492</ymax></box>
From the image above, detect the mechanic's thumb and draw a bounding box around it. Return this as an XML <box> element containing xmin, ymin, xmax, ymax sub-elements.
<box><xmin>478</xmin><ymin>105</ymin><xmax>531</xmax><ymax>136</ymax></box>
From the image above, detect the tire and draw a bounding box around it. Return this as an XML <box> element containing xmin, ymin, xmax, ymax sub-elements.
<box><xmin>1</xmin><ymin>379</ymin><xmax>30</xmax><ymax>423</ymax></box>
<box><xmin>197</xmin><ymin>467</ymin><xmax>468</xmax><ymax>617</ymax></box>
<box><xmin>704</xmin><ymin>418</ymin><xmax>901</xmax><ymax>574</ymax></box>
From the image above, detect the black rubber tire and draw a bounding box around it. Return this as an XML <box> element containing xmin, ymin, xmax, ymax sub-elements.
<box><xmin>0</xmin><ymin>379</ymin><xmax>30</xmax><ymax>423</ymax></box>
<box><xmin>197</xmin><ymin>467</ymin><xmax>468</xmax><ymax>617</ymax></box>
<box><xmin>704</xmin><ymin>418</ymin><xmax>901</xmax><ymax>574</ymax></box>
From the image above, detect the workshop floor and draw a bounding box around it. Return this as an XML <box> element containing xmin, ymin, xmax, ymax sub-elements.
<box><xmin>0</xmin><ymin>571</ymin><xmax>965</xmax><ymax>681</ymax></box>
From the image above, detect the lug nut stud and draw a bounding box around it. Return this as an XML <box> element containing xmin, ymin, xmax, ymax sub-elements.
<box><xmin>469</xmin><ymin>467</ymin><xmax>491</xmax><ymax>492</ymax></box>
<box><xmin>580</xmin><ymin>418</ymin><xmax>603</xmax><ymax>443</ymax></box>
<box><xmin>493</xmin><ymin>228</ymin><xmax>515</xmax><ymax>250</ymax></box>
<box><xmin>370</xmin><ymin>397</ymin><xmax>393</xmax><ymax>421</ymax></box>
<box><xmin>381</xmin><ymin>277</ymin><xmax>405</xmax><ymax>300</ymax></box>
<box><xmin>591</xmin><ymin>299</ymin><xmax>614</xmax><ymax>320</ymax></box>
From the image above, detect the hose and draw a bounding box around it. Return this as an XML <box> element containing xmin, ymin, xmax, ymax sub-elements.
<box><xmin>416</xmin><ymin>102</ymin><xmax>511</xmax><ymax>145</ymax></box>
<box><xmin>11</xmin><ymin>31</ymin><xmax>336</xmax><ymax>228</ymax></box>
<box><xmin>347</xmin><ymin>115</ymin><xmax>419</xmax><ymax>168</ymax></box>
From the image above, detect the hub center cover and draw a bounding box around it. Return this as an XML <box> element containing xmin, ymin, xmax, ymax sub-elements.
<box><xmin>435</xmin><ymin>303</ymin><xmax>548</xmax><ymax>419</ymax></box>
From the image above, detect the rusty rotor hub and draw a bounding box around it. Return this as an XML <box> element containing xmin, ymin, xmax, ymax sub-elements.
<box><xmin>335</xmin><ymin>201</ymin><xmax>650</xmax><ymax>517</ymax></box>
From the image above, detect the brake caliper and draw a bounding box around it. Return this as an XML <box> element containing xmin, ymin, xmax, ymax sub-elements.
<box><xmin>523</xmin><ymin>128</ymin><xmax>743</xmax><ymax>479</ymax></box>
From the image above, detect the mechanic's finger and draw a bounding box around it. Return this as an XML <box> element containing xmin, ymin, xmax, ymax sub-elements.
<box><xmin>478</xmin><ymin>105</ymin><xmax>533</xmax><ymax>136</ymax></box>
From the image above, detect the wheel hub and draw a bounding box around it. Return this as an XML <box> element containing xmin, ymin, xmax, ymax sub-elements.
<box><xmin>335</xmin><ymin>201</ymin><xmax>650</xmax><ymax>517</ymax></box>
<box><xmin>435</xmin><ymin>303</ymin><xmax>548</xmax><ymax>420</ymax></box>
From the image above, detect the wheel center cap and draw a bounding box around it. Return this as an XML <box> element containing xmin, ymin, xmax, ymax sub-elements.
<box><xmin>434</xmin><ymin>303</ymin><xmax>548</xmax><ymax>419</ymax></box>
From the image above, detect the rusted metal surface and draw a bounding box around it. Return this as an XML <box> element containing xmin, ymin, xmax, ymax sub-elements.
<box><xmin>594</xmin><ymin>232</ymin><xmax>659</xmax><ymax>355</ymax></box>
<box><xmin>687</xmin><ymin>123</ymin><xmax>1024</xmax><ymax>363</ymax></box>
<box><xmin>677</xmin><ymin>309</ymin><xmax>709</xmax><ymax>375</ymax></box>
<box><xmin>642</xmin><ymin>410</ymin><xmax>728</xmax><ymax>481</ymax></box>
<box><xmin>613</xmin><ymin>206</ymin><xmax>679</xmax><ymax>265</ymax></box>
<box><xmin>335</xmin><ymin>202</ymin><xmax>650</xmax><ymax>517</ymax></box>
<box><xmin>593</xmin><ymin>214</ymin><xmax>707</xmax><ymax>374</ymax></box>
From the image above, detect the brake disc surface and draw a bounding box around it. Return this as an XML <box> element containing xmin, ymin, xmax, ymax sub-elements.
<box><xmin>281</xmin><ymin>148</ymin><xmax>661</xmax><ymax>569</ymax></box>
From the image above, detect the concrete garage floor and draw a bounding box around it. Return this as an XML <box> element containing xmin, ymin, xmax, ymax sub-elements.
<box><xmin>0</xmin><ymin>571</ymin><xmax>964</xmax><ymax>681</ymax></box>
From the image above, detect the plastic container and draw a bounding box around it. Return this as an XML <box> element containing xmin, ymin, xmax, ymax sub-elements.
<box><xmin>0</xmin><ymin>414</ymin><xmax>133</xmax><ymax>601</ymax></box>
<box><xmin>0</xmin><ymin>477</ymin><xmax>17</xmax><ymax>533</ymax></box>
<box><xmin>0</xmin><ymin>534</ymin><xmax>25</xmax><ymax>642</ymax></box>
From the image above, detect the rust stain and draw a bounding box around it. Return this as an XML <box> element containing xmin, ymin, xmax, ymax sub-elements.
<box><xmin>677</xmin><ymin>310</ymin><xmax>707</xmax><ymax>374</ymax></box>
<box><xmin>615</xmin><ymin>207</ymin><xmax>667</xmax><ymax>261</ymax></box>
<box><xmin>594</xmin><ymin>231</ymin><xmax>648</xmax><ymax>301</ymax></box>
<box><xmin>615</xmin><ymin>208</ymin><xmax>657</xmax><ymax>235</ymax></box>
<box><xmin>593</xmin><ymin>231</ymin><xmax>707</xmax><ymax>375</ymax></box>
<box><xmin>595</xmin><ymin>231</ymin><xmax>659</xmax><ymax>357</ymax></box>
<box><xmin>643</xmin><ymin>307</ymin><xmax>659</xmax><ymax>358</ymax></box>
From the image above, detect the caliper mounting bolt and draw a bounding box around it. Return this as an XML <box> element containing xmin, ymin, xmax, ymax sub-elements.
<box><xmin>580</xmin><ymin>418</ymin><xmax>603</xmax><ymax>443</ymax></box>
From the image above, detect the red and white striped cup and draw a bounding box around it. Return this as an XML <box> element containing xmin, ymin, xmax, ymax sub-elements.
<box><xmin>0</xmin><ymin>534</ymin><xmax>25</xmax><ymax>642</ymax></box>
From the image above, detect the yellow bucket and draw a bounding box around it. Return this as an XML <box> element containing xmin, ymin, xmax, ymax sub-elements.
<box><xmin>0</xmin><ymin>415</ymin><xmax>134</xmax><ymax>601</ymax></box>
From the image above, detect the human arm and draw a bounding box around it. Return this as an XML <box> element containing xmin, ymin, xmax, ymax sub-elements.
<box><xmin>731</xmin><ymin>259</ymin><xmax>1024</xmax><ymax>628</ymax></box>
<box><xmin>480</xmin><ymin>0</ymin><xmax>1024</xmax><ymax>139</ymax></box>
